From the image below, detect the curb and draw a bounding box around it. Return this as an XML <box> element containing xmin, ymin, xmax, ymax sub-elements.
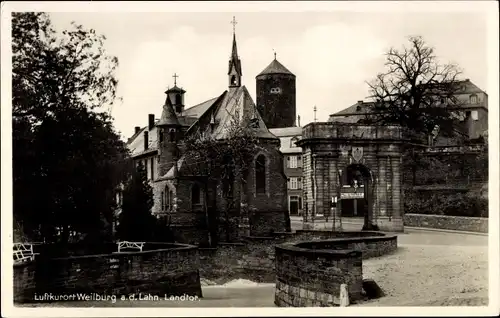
<box><xmin>337</xmin><ymin>220</ymin><xmax>488</xmax><ymax>236</ymax></box>
<box><xmin>403</xmin><ymin>226</ymin><xmax>488</xmax><ymax>236</ymax></box>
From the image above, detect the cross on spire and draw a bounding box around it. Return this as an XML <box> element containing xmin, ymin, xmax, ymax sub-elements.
<box><xmin>230</xmin><ymin>16</ymin><xmax>237</xmax><ymax>34</ymax></box>
<box><xmin>273</xmin><ymin>49</ymin><xmax>276</xmax><ymax>60</ymax></box>
<box><xmin>173</xmin><ymin>73</ymin><xmax>179</xmax><ymax>85</ymax></box>
<box><xmin>314</xmin><ymin>106</ymin><xmax>317</xmax><ymax>122</ymax></box>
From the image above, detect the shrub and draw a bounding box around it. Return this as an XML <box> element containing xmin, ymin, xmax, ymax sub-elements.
<box><xmin>404</xmin><ymin>191</ymin><xmax>488</xmax><ymax>218</ymax></box>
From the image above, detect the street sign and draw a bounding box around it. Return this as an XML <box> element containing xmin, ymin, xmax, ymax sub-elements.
<box><xmin>341</xmin><ymin>192</ymin><xmax>364</xmax><ymax>199</ymax></box>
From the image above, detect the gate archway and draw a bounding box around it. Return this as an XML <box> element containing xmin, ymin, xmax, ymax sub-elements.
<box><xmin>298</xmin><ymin>123</ymin><xmax>406</xmax><ymax>232</ymax></box>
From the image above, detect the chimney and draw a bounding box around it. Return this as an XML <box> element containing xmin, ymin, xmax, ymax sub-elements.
<box><xmin>148</xmin><ymin>114</ymin><xmax>155</xmax><ymax>130</ymax></box>
<box><xmin>144</xmin><ymin>131</ymin><xmax>149</xmax><ymax>150</ymax></box>
<box><xmin>297</xmin><ymin>115</ymin><xmax>301</xmax><ymax>127</ymax></box>
<box><xmin>135</xmin><ymin>126</ymin><xmax>140</xmax><ymax>134</ymax></box>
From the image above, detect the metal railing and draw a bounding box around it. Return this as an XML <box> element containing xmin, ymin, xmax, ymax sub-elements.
<box><xmin>13</xmin><ymin>243</ymin><xmax>39</xmax><ymax>265</ymax></box>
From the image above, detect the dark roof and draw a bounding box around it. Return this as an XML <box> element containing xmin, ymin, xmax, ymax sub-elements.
<box><xmin>157</xmin><ymin>96</ymin><xmax>180</xmax><ymax>126</ymax></box>
<box><xmin>330</xmin><ymin>101</ymin><xmax>375</xmax><ymax>116</ymax></box>
<box><xmin>256</xmin><ymin>59</ymin><xmax>295</xmax><ymax>77</ymax></box>
<box><xmin>165</xmin><ymin>85</ymin><xmax>186</xmax><ymax>94</ymax></box>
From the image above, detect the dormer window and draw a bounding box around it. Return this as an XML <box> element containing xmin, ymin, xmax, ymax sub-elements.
<box><xmin>469</xmin><ymin>94</ymin><xmax>478</xmax><ymax>104</ymax></box>
<box><xmin>270</xmin><ymin>87</ymin><xmax>281</xmax><ymax>94</ymax></box>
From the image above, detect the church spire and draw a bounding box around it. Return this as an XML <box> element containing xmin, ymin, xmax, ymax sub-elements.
<box><xmin>228</xmin><ymin>16</ymin><xmax>242</xmax><ymax>87</ymax></box>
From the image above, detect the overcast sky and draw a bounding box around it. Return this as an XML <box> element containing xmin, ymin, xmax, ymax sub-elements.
<box><xmin>45</xmin><ymin>5</ymin><xmax>491</xmax><ymax>139</ymax></box>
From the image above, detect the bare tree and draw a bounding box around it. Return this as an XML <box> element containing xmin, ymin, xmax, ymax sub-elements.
<box><xmin>367</xmin><ymin>36</ymin><xmax>464</xmax><ymax>139</ymax></box>
<box><xmin>182</xmin><ymin>97</ymin><xmax>266</xmax><ymax>246</ymax></box>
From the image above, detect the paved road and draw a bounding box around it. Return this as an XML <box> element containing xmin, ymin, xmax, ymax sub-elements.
<box><xmin>28</xmin><ymin>219</ymin><xmax>487</xmax><ymax>307</ymax></box>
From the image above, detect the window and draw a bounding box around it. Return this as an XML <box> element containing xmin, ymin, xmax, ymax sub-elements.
<box><xmin>255</xmin><ymin>155</ymin><xmax>266</xmax><ymax>194</ymax></box>
<box><xmin>191</xmin><ymin>184</ymin><xmax>201</xmax><ymax>205</ymax></box>
<box><xmin>161</xmin><ymin>191</ymin><xmax>164</xmax><ymax>210</ymax></box>
<box><xmin>470</xmin><ymin>94</ymin><xmax>478</xmax><ymax>104</ymax></box>
<box><xmin>289</xmin><ymin>177</ymin><xmax>298</xmax><ymax>189</ymax></box>
<box><xmin>150</xmin><ymin>157</ymin><xmax>154</xmax><ymax>180</ymax></box>
<box><xmin>169</xmin><ymin>129</ymin><xmax>176</xmax><ymax>142</ymax></box>
<box><xmin>231</xmin><ymin>75</ymin><xmax>237</xmax><ymax>86</ymax></box>
<box><xmin>289</xmin><ymin>156</ymin><xmax>298</xmax><ymax>168</ymax></box>
<box><xmin>175</xmin><ymin>94</ymin><xmax>182</xmax><ymax>105</ymax></box>
<box><xmin>471</xmin><ymin>110</ymin><xmax>479</xmax><ymax>121</ymax></box>
<box><xmin>298</xmin><ymin>196</ymin><xmax>302</xmax><ymax>209</ymax></box>
<box><xmin>270</xmin><ymin>87</ymin><xmax>281</xmax><ymax>94</ymax></box>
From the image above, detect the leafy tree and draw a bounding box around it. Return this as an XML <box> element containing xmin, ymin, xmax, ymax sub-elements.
<box><xmin>183</xmin><ymin>104</ymin><xmax>268</xmax><ymax>246</ymax></box>
<box><xmin>12</xmin><ymin>12</ymin><xmax>129</xmax><ymax>244</ymax></box>
<box><xmin>366</xmin><ymin>36</ymin><xmax>463</xmax><ymax>138</ymax></box>
<box><xmin>116</xmin><ymin>164</ymin><xmax>156</xmax><ymax>241</ymax></box>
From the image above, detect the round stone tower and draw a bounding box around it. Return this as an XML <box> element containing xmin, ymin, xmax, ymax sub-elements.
<box><xmin>256</xmin><ymin>56</ymin><xmax>296</xmax><ymax>129</ymax></box>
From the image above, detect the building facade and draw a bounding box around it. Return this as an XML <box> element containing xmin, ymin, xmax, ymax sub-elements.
<box><xmin>125</xmin><ymin>28</ymin><xmax>290</xmax><ymax>245</ymax></box>
<box><xmin>328</xmin><ymin>79</ymin><xmax>488</xmax><ymax>146</ymax></box>
<box><xmin>269</xmin><ymin>127</ymin><xmax>303</xmax><ymax>216</ymax></box>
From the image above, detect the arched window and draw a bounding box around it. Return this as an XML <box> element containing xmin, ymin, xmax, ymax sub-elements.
<box><xmin>161</xmin><ymin>191</ymin><xmax>165</xmax><ymax>210</ymax></box>
<box><xmin>255</xmin><ymin>155</ymin><xmax>266</xmax><ymax>194</ymax></box>
<box><xmin>175</xmin><ymin>93</ymin><xmax>182</xmax><ymax>105</ymax></box>
<box><xmin>231</xmin><ymin>75</ymin><xmax>237</xmax><ymax>86</ymax></box>
<box><xmin>165</xmin><ymin>187</ymin><xmax>173</xmax><ymax>211</ymax></box>
<box><xmin>169</xmin><ymin>129</ymin><xmax>176</xmax><ymax>142</ymax></box>
<box><xmin>192</xmin><ymin>183</ymin><xmax>201</xmax><ymax>205</ymax></box>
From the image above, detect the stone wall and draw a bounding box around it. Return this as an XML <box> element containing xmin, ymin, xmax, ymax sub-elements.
<box><xmin>199</xmin><ymin>230</ymin><xmax>397</xmax><ymax>284</ymax></box>
<box><xmin>275</xmin><ymin>243</ymin><xmax>363</xmax><ymax>307</ymax></box>
<box><xmin>14</xmin><ymin>242</ymin><xmax>202</xmax><ymax>304</ymax></box>
<box><xmin>404</xmin><ymin>214</ymin><xmax>488</xmax><ymax>233</ymax></box>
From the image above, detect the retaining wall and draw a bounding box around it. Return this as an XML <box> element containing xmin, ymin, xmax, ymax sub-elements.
<box><xmin>275</xmin><ymin>242</ymin><xmax>363</xmax><ymax>307</ymax></box>
<box><xmin>404</xmin><ymin>214</ymin><xmax>488</xmax><ymax>233</ymax></box>
<box><xmin>199</xmin><ymin>230</ymin><xmax>397</xmax><ymax>284</ymax></box>
<box><xmin>14</xmin><ymin>242</ymin><xmax>202</xmax><ymax>304</ymax></box>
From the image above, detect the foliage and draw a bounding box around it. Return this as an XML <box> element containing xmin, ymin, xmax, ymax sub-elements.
<box><xmin>183</xmin><ymin>101</ymin><xmax>267</xmax><ymax>244</ymax></box>
<box><xmin>404</xmin><ymin>191</ymin><xmax>488</xmax><ymax>218</ymax></box>
<box><xmin>116</xmin><ymin>164</ymin><xmax>156</xmax><ymax>241</ymax></box>
<box><xmin>12</xmin><ymin>12</ymin><xmax>129</xmax><ymax>244</ymax></box>
<box><xmin>366</xmin><ymin>36</ymin><xmax>464</xmax><ymax>137</ymax></box>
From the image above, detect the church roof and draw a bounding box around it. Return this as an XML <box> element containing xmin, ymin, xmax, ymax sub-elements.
<box><xmin>165</xmin><ymin>85</ymin><xmax>186</xmax><ymax>94</ymax></box>
<box><xmin>157</xmin><ymin>96</ymin><xmax>180</xmax><ymax>126</ymax></box>
<box><xmin>211</xmin><ymin>86</ymin><xmax>278</xmax><ymax>140</ymax></box>
<box><xmin>257</xmin><ymin>59</ymin><xmax>295</xmax><ymax>77</ymax></box>
<box><xmin>182</xmin><ymin>97</ymin><xmax>219</xmax><ymax>118</ymax></box>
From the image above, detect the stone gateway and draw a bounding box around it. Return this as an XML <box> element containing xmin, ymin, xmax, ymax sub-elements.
<box><xmin>298</xmin><ymin>123</ymin><xmax>407</xmax><ymax>232</ymax></box>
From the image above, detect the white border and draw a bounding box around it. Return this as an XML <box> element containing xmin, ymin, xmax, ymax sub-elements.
<box><xmin>1</xmin><ymin>1</ymin><xmax>499</xmax><ymax>317</ymax></box>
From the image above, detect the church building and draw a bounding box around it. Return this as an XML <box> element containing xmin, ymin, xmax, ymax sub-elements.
<box><xmin>125</xmin><ymin>21</ymin><xmax>290</xmax><ymax>245</ymax></box>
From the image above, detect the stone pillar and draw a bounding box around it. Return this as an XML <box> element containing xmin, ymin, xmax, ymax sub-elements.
<box><xmin>330</xmin><ymin>158</ymin><xmax>342</xmax><ymax>232</ymax></box>
<box><xmin>376</xmin><ymin>155</ymin><xmax>404</xmax><ymax>232</ymax></box>
<box><xmin>376</xmin><ymin>157</ymin><xmax>387</xmax><ymax>219</ymax></box>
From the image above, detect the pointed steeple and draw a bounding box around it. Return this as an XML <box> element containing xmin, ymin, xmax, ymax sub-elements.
<box><xmin>157</xmin><ymin>95</ymin><xmax>180</xmax><ymax>127</ymax></box>
<box><xmin>228</xmin><ymin>16</ymin><xmax>242</xmax><ymax>87</ymax></box>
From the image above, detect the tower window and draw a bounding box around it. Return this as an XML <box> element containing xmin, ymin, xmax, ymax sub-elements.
<box><xmin>169</xmin><ymin>129</ymin><xmax>176</xmax><ymax>142</ymax></box>
<box><xmin>470</xmin><ymin>94</ymin><xmax>478</xmax><ymax>104</ymax></box>
<box><xmin>255</xmin><ymin>155</ymin><xmax>266</xmax><ymax>194</ymax></box>
<box><xmin>175</xmin><ymin>93</ymin><xmax>182</xmax><ymax>105</ymax></box>
<box><xmin>471</xmin><ymin>110</ymin><xmax>479</xmax><ymax>121</ymax></box>
<box><xmin>231</xmin><ymin>75</ymin><xmax>237</xmax><ymax>86</ymax></box>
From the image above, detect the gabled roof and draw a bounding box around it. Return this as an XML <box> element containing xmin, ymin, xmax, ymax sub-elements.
<box><xmin>211</xmin><ymin>86</ymin><xmax>278</xmax><ymax>140</ymax></box>
<box><xmin>257</xmin><ymin>58</ymin><xmax>295</xmax><ymax>77</ymax></box>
